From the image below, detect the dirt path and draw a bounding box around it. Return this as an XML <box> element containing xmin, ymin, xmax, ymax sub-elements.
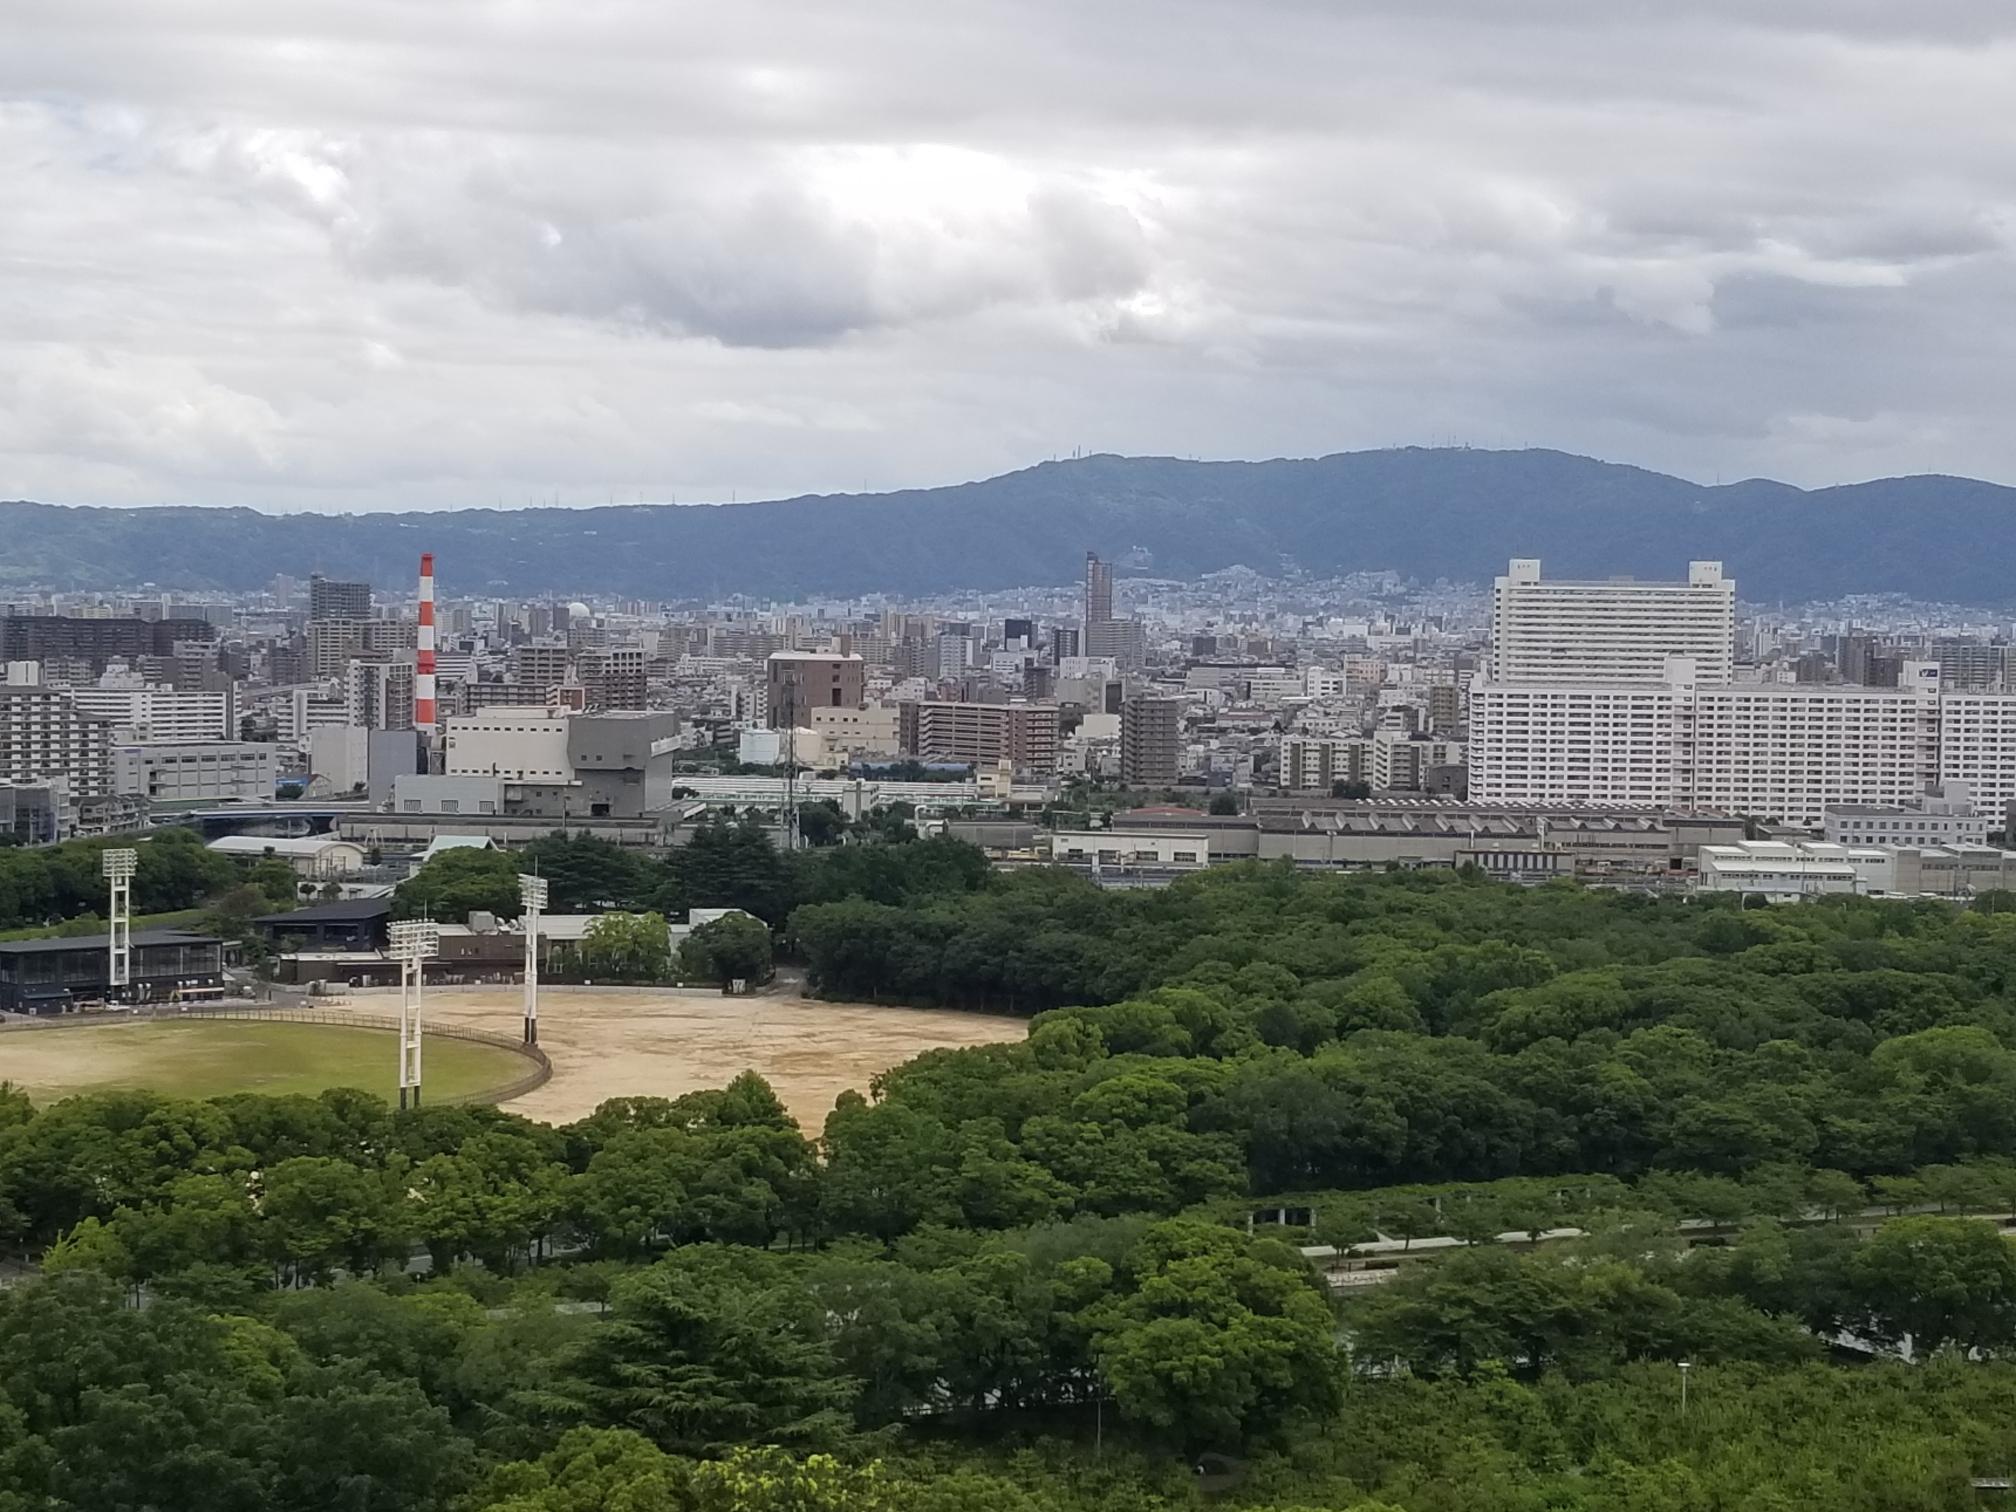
<box><xmin>417</xmin><ymin>988</ymin><xmax>1024</xmax><ymax>1131</ymax></box>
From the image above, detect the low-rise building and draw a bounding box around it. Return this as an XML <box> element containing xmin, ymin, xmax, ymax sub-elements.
<box><xmin>113</xmin><ymin>741</ymin><xmax>277</xmax><ymax>803</ymax></box>
<box><xmin>0</xmin><ymin>929</ymin><xmax>225</xmax><ymax>1013</ymax></box>
<box><xmin>209</xmin><ymin>833</ymin><xmax>368</xmax><ymax>878</ymax></box>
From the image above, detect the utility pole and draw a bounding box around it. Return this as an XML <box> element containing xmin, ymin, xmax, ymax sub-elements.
<box><xmin>518</xmin><ymin>873</ymin><xmax>547</xmax><ymax>1045</ymax></box>
<box><xmin>1678</xmin><ymin>1359</ymin><xmax>1691</xmax><ymax>1421</ymax></box>
<box><xmin>102</xmin><ymin>848</ymin><xmax>137</xmax><ymax>1001</ymax></box>
<box><xmin>389</xmin><ymin>919</ymin><xmax>439</xmax><ymax>1110</ymax></box>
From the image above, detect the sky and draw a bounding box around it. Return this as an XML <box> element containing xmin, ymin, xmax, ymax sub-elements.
<box><xmin>3</xmin><ymin>0</ymin><xmax>2014</xmax><ymax>511</ymax></box>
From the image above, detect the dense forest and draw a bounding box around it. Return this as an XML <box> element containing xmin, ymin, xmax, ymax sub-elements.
<box><xmin>12</xmin><ymin>862</ymin><xmax>2016</xmax><ymax>1506</ymax></box>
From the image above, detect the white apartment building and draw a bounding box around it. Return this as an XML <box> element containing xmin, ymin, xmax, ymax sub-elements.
<box><xmin>113</xmin><ymin>741</ymin><xmax>277</xmax><ymax>803</ymax></box>
<box><xmin>1686</xmin><ymin>680</ymin><xmax>1942</xmax><ymax>827</ymax></box>
<box><xmin>1466</xmin><ymin>684</ymin><xmax>1683</xmax><ymax>808</ymax></box>
<box><xmin>1490</xmin><ymin>559</ymin><xmax>1735</xmax><ymax>685</ymax></box>
<box><xmin>1935</xmin><ymin>694</ymin><xmax>2016</xmax><ymax>817</ymax></box>
<box><xmin>1469</xmin><ymin>657</ymin><xmax>2016</xmax><ymax>829</ymax></box>
<box><xmin>69</xmin><ymin>673</ymin><xmax>229</xmax><ymax>743</ymax></box>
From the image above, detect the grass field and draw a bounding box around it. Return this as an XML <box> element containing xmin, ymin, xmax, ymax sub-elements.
<box><xmin>0</xmin><ymin>1019</ymin><xmax>531</xmax><ymax>1106</ymax></box>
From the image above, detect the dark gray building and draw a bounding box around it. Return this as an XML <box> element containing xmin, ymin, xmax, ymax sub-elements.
<box><xmin>0</xmin><ymin>930</ymin><xmax>224</xmax><ymax>1013</ymax></box>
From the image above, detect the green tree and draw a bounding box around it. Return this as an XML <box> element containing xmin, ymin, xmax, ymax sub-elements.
<box><xmin>579</xmin><ymin>913</ymin><xmax>673</xmax><ymax>982</ymax></box>
<box><xmin>1852</xmin><ymin>1216</ymin><xmax>2016</xmax><ymax>1354</ymax></box>
<box><xmin>394</xmin><ymin>847</ymin><xmax>521</xmax><ymax>922</ymax></box>
<box><xmin>1090</xmin><ymin>1222</ymin><xmax>1339</xmax><ymax>1449</ymax></box>
<box><xmin>677</xmin><ymin>912</ymin><xmax>773</xmax><ymax>987</ymax></box>
<box><xmin>556</xmin><ymin>1248</ymin><xmax>856</xmax><ymax>1455</ymax></box>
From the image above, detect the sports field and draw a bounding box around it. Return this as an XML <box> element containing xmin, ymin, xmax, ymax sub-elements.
<box><xmin>0</xmin><ymin>1018</ymin><xmax>530</xmax><ymax>1106</ymax></box>
<box><xmin>421</xmin><ymin>988</ymin><xmax>1024</xmax><ymax>1131</ymax></box>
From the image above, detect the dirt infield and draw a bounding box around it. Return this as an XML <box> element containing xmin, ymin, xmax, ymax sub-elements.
<box><xmin>417</xmin><ymin>988</ymin><xmax>1024</xmax><ymax>1131</ymax></box>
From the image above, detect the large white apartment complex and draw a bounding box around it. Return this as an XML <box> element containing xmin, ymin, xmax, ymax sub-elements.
<box><xmin>1490</xmin><ymin>558</ymin><xmax>1735</xmax><ymax>685</ymax></box>
<box><xmin>1470</xmin><ymin>560</ymin><xmax>2016</xmax><ymax>828</ymax></box>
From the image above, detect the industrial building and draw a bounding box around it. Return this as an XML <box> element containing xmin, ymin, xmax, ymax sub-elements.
<box><xmin>114</xmin><ymin>741</ymin><xmax>277</xmax><ymax>803</ymax></box>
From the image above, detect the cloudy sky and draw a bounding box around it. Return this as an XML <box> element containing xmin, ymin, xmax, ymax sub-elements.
<box><xmin>4</xmin><ymin>1</ymin><xmax>2013</xmax><ymax>511</ymax></box>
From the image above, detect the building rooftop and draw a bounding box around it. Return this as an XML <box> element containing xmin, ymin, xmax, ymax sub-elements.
<box><xmin>252</xmin><ymin>898</ymin><xmax>393</xmax><ymax>926</ymax></box>
<box><xmin>209</xmin><ymin>834</ymin><xmax>362</xmax><ymax>858</ymax></box>
<box><xmin>0</xmin><ymin>929</ymin><xmax>221</xmax><ymax>957</ymax></box>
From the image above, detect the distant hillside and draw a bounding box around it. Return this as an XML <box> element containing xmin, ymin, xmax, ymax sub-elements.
<box><xmin>4</xmin><ymin>448</ymin><xmax>2014</xmax><ymax>604</ymax></box>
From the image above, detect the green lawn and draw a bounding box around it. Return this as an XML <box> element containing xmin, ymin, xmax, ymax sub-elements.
<box><xmin>0</xmin><ymin>1019</ymin><xmax>530</xmax><ymax>1106</ymax></box>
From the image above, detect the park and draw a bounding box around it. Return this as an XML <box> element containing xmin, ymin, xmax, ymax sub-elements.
<box><xmin>0</xmin><ymin>989</ymin><xmax>1022</xmax><ymax>1128</ymax></box>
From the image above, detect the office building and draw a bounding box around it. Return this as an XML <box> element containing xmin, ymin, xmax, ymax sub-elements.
<box><xmin>766</xmin><ymin>652</ymin><xmax>864</xmax><ymax>726</ymax></box>
<box><xmin>114</xmin><ymin>741</ymin><xmax>278</xmax><ymax>803</ymax></box>
<box><xmin>1824</xmin><ymin>788</ymin><xmax>1989</xmax><ymax>849</ymax></box>
<box><xmin>1120</xmin><ymin>694</ymin><xmax>1183</xmax><ymax>787</ymax></box>
<box><xmin>898</xmin><ymin>700</ymin><xmax>1060</xmax><ymax>774</ymax></box>
<box><xmin>1488</xmin><ymin>559</ymin><xmax>1735</xmax><ymax>685</ymax></box>
<box><xmin>1084</xmin><ymin>553</ymin><xmax>1114</xmax><ymax>630</ymax></box>
<box><xmin>308</xmin><ymin>574</ymin><xmax>372</xmax><ymax>622</ymax></box>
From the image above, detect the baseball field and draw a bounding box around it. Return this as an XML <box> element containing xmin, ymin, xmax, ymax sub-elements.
<box><xmin>0</xmin><ymin>1017</ymin><xmax>528</xmax><ymax>1106</ymax></box>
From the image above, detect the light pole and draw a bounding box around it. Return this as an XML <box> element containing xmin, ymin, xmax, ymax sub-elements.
<box><xmin>518</xmin><ymin>873</ymin><xmax>547</xmax><ymax>1046</ymax></box>
<box><xmin>102</xmin><ymin>848</ymin><xmax>138</xmax><ymax>1001</ymax></box>
<box><xmin>1678</xmin><ymin>1359</ymin><xmax>1692</xmax><ymax>1421</ymax></box>
<box><xmin>389</xmin><ymin>919</ymin><xmax>439</xmax><ymax>1110</ymax></box>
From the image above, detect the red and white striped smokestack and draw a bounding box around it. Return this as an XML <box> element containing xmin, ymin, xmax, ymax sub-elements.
<box><xmin>415</xmin><ymin>552</ymin><xmax>437</xmax><ymax>736</ymax></box>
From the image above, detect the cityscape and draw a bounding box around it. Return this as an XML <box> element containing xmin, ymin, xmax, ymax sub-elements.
<box><xmin>9</xmin><ymin>544</ymin><xmax>2016</xmax><ymax>904</ymax></box>
<box><xmin>9</xmin><ymin>0</ymin><xmax>2016</xmax><ymax>1506</ymax></box>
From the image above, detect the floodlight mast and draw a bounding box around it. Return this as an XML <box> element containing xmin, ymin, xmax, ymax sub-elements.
<box><xmin>519</xmin><ymin>873</ymin><xmax>547</xmax><ymax>1046</ymax></box>
<box><xmin>102</xmin><ymin>849</ymin><xmax>138</xmax><ymax>998</ymax></box>
<box><xmin>389</xmin><ymin>920</ymin><xmax>439</xmax><ymax>1109</ymax></box>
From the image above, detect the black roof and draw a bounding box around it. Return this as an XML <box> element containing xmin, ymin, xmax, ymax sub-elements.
<box><xmin>0</xmin><ymin>929</ymin><xmax>221</xmax><ymax>956</ymax></box>
<box><xmin>252</xmin><ymin>898</ymin><xmax>394</xmax><ymax>926</ymax></box>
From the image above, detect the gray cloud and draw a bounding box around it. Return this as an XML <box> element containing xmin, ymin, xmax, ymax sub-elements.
<box><xmin>0</xmin><ymin>0</ymin><xmax>2013</xmax><ymax>511</ymax></box>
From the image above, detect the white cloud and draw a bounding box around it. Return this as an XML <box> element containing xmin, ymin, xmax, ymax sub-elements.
<box><xmin>0</xmin><ymin>0</ymin><xmax>2013</xmax><ymax>509</ymax></box>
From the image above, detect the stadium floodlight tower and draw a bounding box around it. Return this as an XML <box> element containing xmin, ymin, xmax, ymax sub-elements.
<box><xmin>518</xmin><ymin>873</ymin><xmax>547</xmax><ymax>1046</ymax></box>
<box><xmin>102</xmin><ymin>848</ymin><xmax>139</xmax><ymax>999</ymax></box>
<box><xmin>388</xmin><ymin>919</ymin><xmax>440</xmax><ymax>1110</ymax></box>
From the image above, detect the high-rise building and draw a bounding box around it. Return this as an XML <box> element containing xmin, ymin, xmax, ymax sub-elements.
<box><xmin>1120</xmin><ymin>694</ymin><xmax>1183</xmax><ymax>788</ymax></box>
<box><xmin>308</xmin><ymin>574</ymin><xmax>372</xmax><ymax>622</ymax></box>
<box><xmin>345</xmin><ymin>658</ymin><xmax>416</xmax><ymax>730</ymax></box>
<box><xmin>0</xmin><ymin>680</ymin><xmax>114</xmax><ymax>797</ymax></box>
<box><xmin>766</xmin><ymin>652</ymin><xmax>864</xmax><ymax>727</ymax></box>
<box><xmin>1084</xmin><ymin>553</ymin><xmax>1114</xmax><ymax>631</ymax></box>
<box><xmin>1489</xmin><ymin>559</ymin><xmax>1735</xmax><ymax>685</ymax></box>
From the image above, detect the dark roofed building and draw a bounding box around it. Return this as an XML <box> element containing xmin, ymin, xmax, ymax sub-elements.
<box><xmin>253</xmin><ymin>898</ymin><xmax>393</xmax><ymax>951</ymax></box>
<box><xmin>0</xmin><ymin>930</ymin><xmax>224</xmax><ymax>1014</ymax></box>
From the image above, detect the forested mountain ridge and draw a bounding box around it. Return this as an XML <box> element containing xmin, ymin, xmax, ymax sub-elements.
<box><xmin>6</xmin><ymin>447</ymin><xmax>2016</xmax><ymax>601</ymax></box>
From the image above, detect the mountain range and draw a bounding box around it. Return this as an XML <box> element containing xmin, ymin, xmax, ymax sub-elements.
<box><xmin>3</xmin><ymin>448</ymin><xmax>2014</xmax><ymax>605</ymax></box>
